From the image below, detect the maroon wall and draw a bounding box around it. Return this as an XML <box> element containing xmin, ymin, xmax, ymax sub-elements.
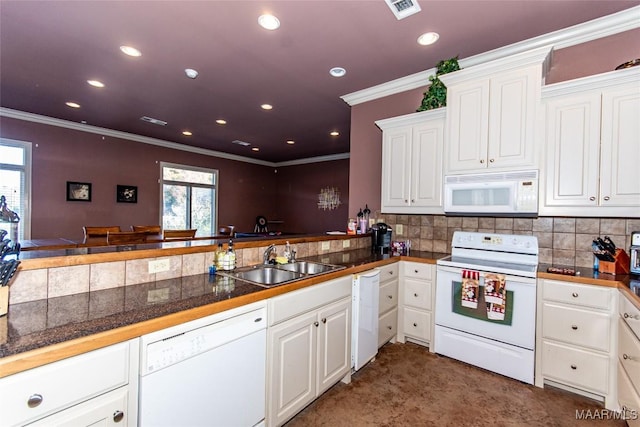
<box><xmin>0</xmin><ymin>117</ymin><xmax>279</xmax><ymax>239</ymax></box>
<box><xmin>347</xmin><ymin>29</ymin><xmax>640</xmax><ymax>216</ymax></box>
<box><xmin>274</xmin><ymin>159</ymin><xmax>350</xmax><ymax>233</ymax></box>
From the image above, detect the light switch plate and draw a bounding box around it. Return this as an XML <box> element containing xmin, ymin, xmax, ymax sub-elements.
<box><xmin>321</xmin><ymin>241</ymin><xmax>330</xmax><ymax>251</ymax></box>
<box><xmin>342</xmin><ymin>240</ymin><xmax>350</xmax><ymax>248</ymax></box>
<box><xmin>396</xmin><ymin>224</ymin><xmax>403</xmax><ymax>235</ymax></box>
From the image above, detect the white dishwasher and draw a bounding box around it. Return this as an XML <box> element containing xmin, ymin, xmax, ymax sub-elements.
<box><xmin>139</xmin><ymin>301</ymin><xmax>267</xmax><ymax>427</ymax></box>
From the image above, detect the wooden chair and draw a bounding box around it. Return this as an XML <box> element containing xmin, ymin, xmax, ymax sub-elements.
<box><xmin>131</xmin><ymin>225</ymin><xmax>162</xmax><ymax>235</ymax></box>
<box><xmin>83</xmin><ymin>226</ymin><xmax>121</xmax><ymax>241</ymax></box>
<box><xmin>218</xmin><ymin>225</ymin><xmax>235</xmax><ymax>237</ymax></box>
<box><xmin>107</xmin><ymin>231</ymin><xmax>148</xmax><ymax>245</ymax></box>
<box><xmin>163</xmin><ymin>229</ymin><xmax>197</xmax><ymax>239</ymax></box>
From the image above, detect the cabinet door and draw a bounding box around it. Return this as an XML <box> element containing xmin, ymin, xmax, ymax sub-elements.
<box><xmin>487</xmin><ymin>67</ymin><xmax>538</xmax><ymax>169</ymax></box>
<box><xmin>267</xmin><ymin>311</ymin><xmax>318</xmax><ymax>427</ymax></box>
<box><xmin>381</xmin><ymin>126</ymin><xmax>411</xmax><ymax>208</ymax></box>
<box><xmin>316</xmin><ymin>298</ymin><xmax>351</xmax><ymax>395</ymax></box>
<box><xmin>411</xmin><ymin>119</ymin><xmax>444</xmax><ymax>207</ymax></box>
<box><xmin>445</xmin><ymin>79</ymin><xmax>490</xmax><ymax>172</ymax></box>
<box><xmin>543</xmin><ymin>92</ymin><xmax>601</xmax><ymax>207</ymax></box>
<box><xmin>600</xmin><ymin>85</ymin><xmax>640</xmax><ymax>207</ymax></box>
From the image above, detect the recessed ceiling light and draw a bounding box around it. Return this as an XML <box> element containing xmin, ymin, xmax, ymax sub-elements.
<box><xmin>330</xmin><ymin>131</ymin><xmax>339</xmax><ymax>136</ymax></box>
<box><xmin>329</xmin><ymin>67</ymin><xmax>346</xmax><ymax>77</ymax></box>
<box><xmin>216</xmin><ymin>119</ymin><xmax>227</xmax><ymax>125</ymax></box>
<box><xmin>261</xmin><ymin>104</ymin><xmax>273</xmax><ymax>110</ymax></box>
<box><xmin>286</xmin><ymin>140</ymin><xmax>295</xmax><ymax>145</ymax></box>
<box><xmin>65</xmin><ymin>101</ymin><xmax>81</xmax><ymax>108</ymax></box>
<box><xmin>182</xmin><ymin>131</ymin><xmax>193</xmax><ymax>136</ymax></box>
<box><xmin>251</xmin><ymin>147</ymin><xmax>260</xmax><ymax>152</ymax></box>
<box><xmin>120</xmin><ymin>45</ymin><xmax>142</xmax><ymax>57</ymax></box>
<box><xmin>87</xmin><ymin>80</ymin><xmax>105</xmax><ymax>88</ymax></box>
<box><xmin>258</xmin><ymin>14</ymin><xmax>280</xmax><ymax>30</ymax></box>
<box><xmin>185</xmin><ymin>68</ymin><xmax>198</xmax><ymax>79</ymax></box>
<box><xmin>417</xmin><ymin>32</ymin><xmax>439</xmax><ymax>46</ymax></box>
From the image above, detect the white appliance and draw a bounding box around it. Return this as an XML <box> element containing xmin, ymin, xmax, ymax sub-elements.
<box><xmin>139</xmin><ymin>302</ymin><xmax>267</xmax><ymax>427</ymax></box>
<box><xmin>352</xmin><ymin>269</ymin><xmax>380</xmax><ymax>371</ymax></box>
<box><xmin>434</xmin><ymin>232</ymin><xmax>538</xmax><ymax>384</ymax></box>
<box><xmin>444</xmin><ymin>170</ymin><xmax>538</xmax><ymax>215</ymax></box>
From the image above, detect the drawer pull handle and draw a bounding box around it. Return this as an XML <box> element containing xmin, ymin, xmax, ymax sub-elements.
<box><xmin>113</xmin><ymin>411</ymin><xmax>125</xmax><ymax>423</ymax></box>
<box><xmin>413</xmin><ymin>322</ymin><xmax>418</xmax><ymax>327</ymax></box>
<box><xmin>314</xmin><ymin>321</ymin><xmax>319</xmax><ymax>327</ymax></box>
<box><xmin>387</xmin><ymin>295</ymin><xmax>393</xmax><ymax>299</ymax></box>
<box><xmin>571</xmin><ymin>325</ymin><xmax>578</xmax><ymax>330</ymax></box>
<box><xmin>571</xmin><ymin>292</ymin><xmax>579</xmax><ymax>298</ymax></box>
<box><xmin>27</xmin><ymin>394</ymin><xmax>43</xmax><ymax>408</ymax></box>
<box><xmin>623</xmin><ymin>312</ymin><xmax>640</xmax><ymax>320</ymax></box>
<box><xmin>570</xmin><ymin>364</ymin><xmax>577</xmax><ymax>370</ymax></box>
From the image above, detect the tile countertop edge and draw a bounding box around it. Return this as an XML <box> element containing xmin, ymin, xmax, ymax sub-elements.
<box><xmin>1</xmin><ymin>253</ymin><xmax>637</xmax><ymax>378</ymax></box>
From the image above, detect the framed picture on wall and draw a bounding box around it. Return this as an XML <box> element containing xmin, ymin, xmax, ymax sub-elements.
<box><xmin>116</xmin><ymin>185</ymin><xmax>137</xmax><ymax>203</ymax></box>
<box><xmin>66</xmin><ymin>181</ymin><xmax>92</xmax><ymax>202</ymax></box>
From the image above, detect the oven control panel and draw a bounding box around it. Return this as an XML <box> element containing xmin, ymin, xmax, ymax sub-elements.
<box><xmin>452</xmin><ymin>232</ymin><xmax>538</xmax><ymax>255</ymax></box>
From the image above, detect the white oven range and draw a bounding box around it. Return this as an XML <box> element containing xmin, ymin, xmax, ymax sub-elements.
<box><xmin>434</xmin><ymin>231</ymin><xmax>539</xmax><ymax>384</ymax></box>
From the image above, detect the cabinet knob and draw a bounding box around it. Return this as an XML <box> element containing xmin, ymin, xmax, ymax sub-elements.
<box><xmin>571</xmin><ymin>292</ymin><xmax>579</xmax><ymax>298</ymax></box>
<box><xmin>603</xmin><ymin>196</ymin><xmax>610</xmax><ymax>201</ymax></box>
<box><xmin>414</xmin><ymin>293</ymin><xmax>419</xmax><ymax>297</ymax></box>
<box><xmin>480</xmin><ymin>159</ymin><xmax>485</xmax><ymax>164</ymax></box>
<box><xmin>314</xmin><ymin>321</ymin><xmax>319</xmax><ymax>327</ymax></box>
<box><xmin>589</xmin><ymin>196</ymin><xmax>596</xmax><ymax>201</ymax></box>
<box><xmin>414</xmin><ymin>269</ymin><xmax>418</xmax><ymax>273</ymax></box>
<box><xmin>404</xmin><ymin>199</ymin><xmax>408</xmax><ymax>203</ymax></box>
<box><xmin>623</xmin><ymin>312</ymin><xmax>640</xmax><ymax>320</ymax></box>
<box><xmin>570</xmin><ymin>364</ymin><xmax>577</xmax><ymax>370</ymax></box>
<box><xmin>387</xmin><ymin>295</ymin><xmax>393</xmax><ymax>299</ymax></box>
<box><xmin>571</xmin><ymin>325</ymin><xmax>578</xmax><ymax>330</ymax></box>
<box><xmin>388</xmin><ymin>271</ymin><xmax>394</xmax><ymax>275</ymax></box>
<box><xmin>489</xmin><ymin>158</ymin><xmax>494</xmax><ymax>163</ymax></box>
<box><xmin>411</xmin><ymin>199</ymin><xmax>415</xmax><ymax>203</ymax></box>
<box><xmin>27</xmin><ymin>394</ymin><xmax>43</xmax><ymax>408</ymax></box>
<box><xmin>413</xmin><ymin>322</ymin><xmax>418</xmax><ymax>327</ymax></box>
<box><xmin>387</xmin><ymin>326</ymin><xmax>393</xmax><ymax>330</ymax></box>
<box><xmin>322</xmin><ymin>318</ymin><xmax>327</xmax><ymax>324</ymax></box>
<box><xmin>623</xmin><ymin>353</ymin><xmax>630</xmax><ymax>360</ymax></box>
<box><xmin>113</xmin><ymin>411</ymin><xmax>125</xmax><ymax>423</ymax></box>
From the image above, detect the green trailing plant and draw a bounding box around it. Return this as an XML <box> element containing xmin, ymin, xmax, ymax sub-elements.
<box><xmin>417</xmin><ymin>56</ymin><xmax>461</xmax><ymax>111</ymax></box>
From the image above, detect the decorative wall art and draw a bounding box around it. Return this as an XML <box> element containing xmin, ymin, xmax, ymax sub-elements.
<box><xmin>317</xmin><ymin>186</ymin><xmax>341</xmax><ymax>211</ymax></box>
<box><xmin>116</xmin><ymin>185</ymin><xmax>137</xmax><ymax>203</ymax></box>
<box><xmin>66</xmin><ymin>181</ymin><xmax>92</xmax><ymax>202</ymax></box>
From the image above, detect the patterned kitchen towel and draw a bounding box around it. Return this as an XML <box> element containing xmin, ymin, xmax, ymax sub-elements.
<box><xmin>487</xmin><ymin>302</ymin><xmax>506</xmax><ymax>321</ymax></box>
<box><xmin>484</xmin><ymin>273</ymin><xmax>506</xmax><ymax>305</ymax></box>
<box><xmin>461</xmin><ymin>269</ymin><xmax>479</xmax><ymax>309</ymax></box>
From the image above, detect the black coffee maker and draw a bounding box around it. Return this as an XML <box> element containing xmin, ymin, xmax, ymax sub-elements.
<box><xmin>371</xmin><ymin>223</ymin><xmax>392</xmax><ymax>254</ymax></box>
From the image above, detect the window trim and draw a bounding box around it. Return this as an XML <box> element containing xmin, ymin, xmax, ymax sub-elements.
<box><xmin>0</xmin><ymin>137</ymin><xmax>32</xmax><ymax>240</ymax></box>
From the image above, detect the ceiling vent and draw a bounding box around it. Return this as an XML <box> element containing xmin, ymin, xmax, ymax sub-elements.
<box><xmin>140</xmin><ymin>116</ymin><xmax>168</xmax><ymax>126</ymax></box>
<box><xmin>232</xmin><ymin>140</ymin><xmax>251</xmax><ymax>146</ymax></box>
<box><xmin>384</xmin><ymin>0</ymin><xmax>421</xmax><ymax>20</ymax></box>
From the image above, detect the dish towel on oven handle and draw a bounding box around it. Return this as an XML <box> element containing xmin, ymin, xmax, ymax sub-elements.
<box><xmin>484</xmin><ymin>273</ymin><xmax>507</xmax><ymax>321</ymax></box>
<box><xmin>461</xmin><ymin>269</ymin><xmax>480</xmax><ymax>309</ymax></box>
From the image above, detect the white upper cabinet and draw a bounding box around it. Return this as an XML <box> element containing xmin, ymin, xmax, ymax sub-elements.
<box><xmin>377</xmin><ymin>109</ymin><xmax>445</xmax><ymax>214</ymax></box>
<box><xmin>440</xmin><ymin>46</ymin><xmax>551</xmax><ymax>174</ymax></box>
<box><xmin>540</xmin><ymin>67</ymin><xmax>640</xmax><ymax>217</ymax></box>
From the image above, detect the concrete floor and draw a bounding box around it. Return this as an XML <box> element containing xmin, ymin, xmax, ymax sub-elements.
<box><xmin>285</xmin><ymin>342</ymin><xmax>626</xmax><ymax>427</ymax></box>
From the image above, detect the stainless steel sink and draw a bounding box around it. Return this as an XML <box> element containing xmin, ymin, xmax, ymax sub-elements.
<box><xmin>217</xmin><ymin>260</ymin><xmax>344</xmax><ymax>287</ymax></box>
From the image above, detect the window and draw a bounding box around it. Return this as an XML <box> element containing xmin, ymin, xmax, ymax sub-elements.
<box><xmin>0</xmin><ymin>138</ymin><xmax>31</xmax><ymax>241</ymax></box>
<box><xmin>161</xmin><ymin>162</ymin><xmax>217</xmax><ymax>237</ymax></box>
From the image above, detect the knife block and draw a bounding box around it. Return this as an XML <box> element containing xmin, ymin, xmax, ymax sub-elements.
<box><xmin>598</xmin><ymin>249</ymin><xmax>630</xmax><ymax>275</ymax></box>
<box><xmin>0</xmin><ymin>286</ymin><xmax>8</xmax><ymax>317</ymax></box>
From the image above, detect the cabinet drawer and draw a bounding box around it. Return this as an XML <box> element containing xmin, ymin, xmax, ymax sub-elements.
<box><xmin>620</xmin><ymin>292</ymin><xmax>640</xmax><ymax>340</ymax></box>
<box><xmin>402</xmin><ymin>261</ymin><xmax>433</xmax><ymax>280</ymax></box>
<box><xmin>379</xmin><ymin>263</ymin><xmax>399</xmax><ymax>283</ymax></box>
<box><xmin>618</xmin><ymin>362</ymin><xmax>640</xmax><ymax>427</ymax></box>
<box><xmin>619</xmin><ymin>317</ymin><xmax>640</xmax><ymax>392</ymax></box>
<box><xmin>542</xmin><ymin>302</ymin><xmax>610</xmax><ymax>352</ymax></box>
<box><xmin>543</xmin><ymin>280</ymin><xmax>611</xmax><ymax>310</ymax></box>
<box><xmin>402</xmin><ymin>307</ymin><xmax>431</xmax><ymax>341</ymax></box>
<box><xmin>378</xmin><ymin>308</ymin><xmax>398</xmax><ymax>348</ymax></box>
<box><xmin>379</xmin><ymin>279</ymin><xmax>398</xmax><ymax>315</ymax></box>
<box><xmin>541</xmin><ymin>341</ymin><xmax>609</xmax><ymax>394</ymax></box>
<box><xmin>0</xmin><ymin>341</ymin><xmax>130</xmax><ymax>427</ymax></box>
<box><xmin>403</xmin><ymin>279</ymin><xmax>432</xmax><ymax>310</ymax></box>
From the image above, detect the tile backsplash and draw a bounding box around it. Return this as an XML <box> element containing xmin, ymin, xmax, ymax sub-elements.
<box><xmin>378</xmin><ymin>214</ymin><xmax>640</xmax><ymax>268</ymax></box>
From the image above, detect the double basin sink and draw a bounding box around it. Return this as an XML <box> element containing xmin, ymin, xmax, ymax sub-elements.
<box><xmin>217</xmin><ymin>261</ymin><xmax>345</xmax><ymax>287</ymax></box>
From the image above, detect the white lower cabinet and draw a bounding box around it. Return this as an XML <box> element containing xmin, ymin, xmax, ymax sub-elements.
<box><xmin>267</xmin><ymin>276</ymin><xmax>352</xmax><ymax>427</ymax></box>
<box><xmin>618</xmin><ymin>292</ymin><xmax>640</xmax><ymax>426</ymax></box>
<box><xmin>0</xmin><ymin>339</ymin><xmax>139</xmax><ymax>427</ymax></box>
<box><xmin>536</xmin><ymin>279</ymin><xmax>617</xmax><ymax>409</ymax></box>
<box><xmin>377</xmin><ymin>263</ymin><xmax>399</xmax><ymax>348</ymax></box>
<box><xmin>397</xmin><ymin>261</ymin><xmax>435</xmax><ymax>350</ymax></box>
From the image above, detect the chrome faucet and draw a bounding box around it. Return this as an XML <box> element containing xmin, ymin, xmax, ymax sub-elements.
<box><xmin>263</xmin><ymin>244</ymin><xmax>276</xmax><ymax>264</ymax></box>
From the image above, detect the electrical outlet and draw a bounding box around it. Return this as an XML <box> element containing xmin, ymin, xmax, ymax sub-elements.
<box><xmin>321</xmin><ymin>241</ymin><xmax>330</xmax><ymax>251</ymax></box>
<box><xmin>396</xmin><ymin>224</ymin><xmax>403</xmax><ymax>235</ymax></box>
<box><xmin>148</xmin><ymin>258</ymin><xmax>170</xmax><ymax>274</ymax></box>
<box><xmin>342</xmin><ymin>240</ymin><xmax>350</xmax><ymax>248</ymax></box>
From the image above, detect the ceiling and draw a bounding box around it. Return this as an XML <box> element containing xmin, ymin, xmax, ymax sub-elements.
<box><xmin>1</xmin><ymin>1</ymin><xmax>638</xmax><ymax>163</ymax></box>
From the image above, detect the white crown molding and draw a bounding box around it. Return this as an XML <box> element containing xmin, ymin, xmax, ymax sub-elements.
<box><xmin>0</xmin><ymin>108</ymin><xmax>349</xmax><ymax>167</ymax></box>
<box><xmin>375</xmin><ymin>107</ymin><xmax>446</xmax><ymax>130</ymax></box>
<box><xmin>275</xmin><ymin>152</ymin><xmax>351</xmax><ymax>167</ymax></box>
<box><xmin>341</xmin><ymin>6</ymin><xmax>640</xmax><ymax>106</ymax></box>
<box><xmin>542</xmin><ymin>66</ymin><xmax>640</xmax><ymax>98</ymax></box>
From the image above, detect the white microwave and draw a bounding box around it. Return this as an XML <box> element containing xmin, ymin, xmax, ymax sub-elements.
<box><xmin>443</xmin><ymin>170</ymin><xmax>539</xmax><ymax>215</ymax></box>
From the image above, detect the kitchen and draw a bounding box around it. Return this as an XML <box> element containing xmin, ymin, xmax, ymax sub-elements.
<box><xmin>2</xmin><ymin>2</ymin><xmax>640</xmax><ymax>426</ymax></box>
